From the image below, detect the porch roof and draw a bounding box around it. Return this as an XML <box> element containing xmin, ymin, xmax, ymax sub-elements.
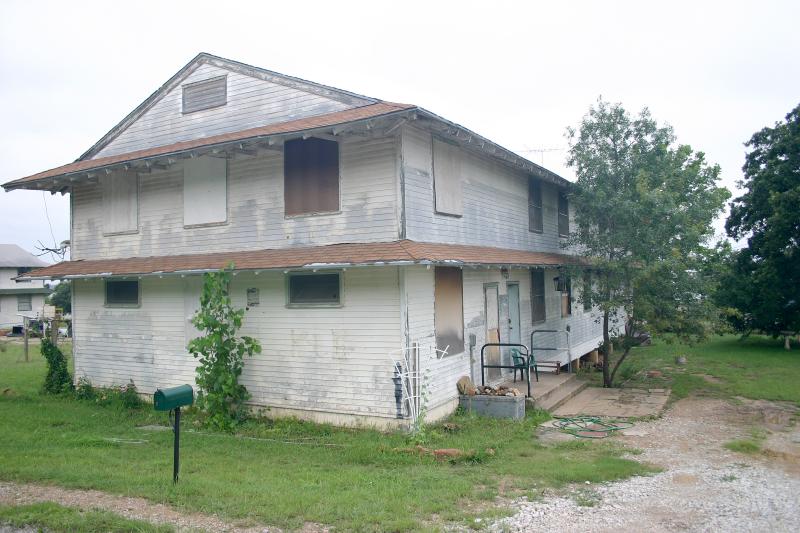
<box><xmin>17</xmin><ymin>240</ymin><xmax>587</xmax><ymax>280</ymax></box>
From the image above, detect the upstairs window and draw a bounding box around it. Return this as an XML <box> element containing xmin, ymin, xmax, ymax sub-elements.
<box><xmin>17</xmin><ymin>294</ymin><xmax>32</xmax><ymax>312</ymax></box>
<box><xmin>288</xmin><ymin>272</ymin><xmax>341</xmax><ymax>306</ymax></box>
<box><xmin>432</xmin><ymin>138</ymin><xmax>463</xmax><ymax>216</ymax></box>
<box><xmin>16</xmin><ymin>267</ymin><xmax>32</xmax><ymax>283</ymax></box>
<box><xmin>105</xmin><ymin>280</ymin><xmax>140</xmax><ymax>307</ymax></box>
<box><xmin>531</xmin><ymin>269</ymin><xmax>546</xmax><ymax>323</ymax></box>
<box><xmin>528</xmin><ymin>179</ymin><xmax>543</xmax><ymax>233</ymax></box>
<box><xmin>183</xmin><ymin>156</ymin><xmax>227</xmax><ymax>226</ymax></box>
<box><xmin>558</xmin><ymin>191</ymin><xmax>570</xmax><ymax>237</ymax></box>
<box><xmin>182</xmin><ymin>76</ymin><xmax>227</xmax><ymax>114</ymax></box>
<box><xmin>284</xmin><ymin>138</ymin><xmax>340</xmax><ymax>216</ymax></box>
<box><xmin>434</xmin><ymin>266</ymin><xmax>464</xmax><ymax>355</ymax></box>
<box><xmin>102</xmin><ymin>170</ymin><xmax>138</xmax><ymax>235</ymax></box>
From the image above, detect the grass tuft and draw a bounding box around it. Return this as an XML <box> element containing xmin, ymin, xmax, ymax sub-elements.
<box><xmin>0</xmin><ymin>502</ymin><xmax>173</xmax><ymax>533</ymax></box>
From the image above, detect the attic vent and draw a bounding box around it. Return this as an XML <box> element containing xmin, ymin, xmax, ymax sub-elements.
<box><xmin>182</xmin><ymin>75</ymin><xmax>227</xmax><ymax>113</ymax></box>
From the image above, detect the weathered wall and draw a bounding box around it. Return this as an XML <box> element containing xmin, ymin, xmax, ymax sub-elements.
<box><xmin>93</xmin><ymin>62</ymin><xmax>355</xmax><ymax>159</ymax></box>
<box><xmin>71</xmin><ymin>135</ymin><xmax>400</xmax><ymax>260</ymax></box>
<box><xmin>400</xmin><ymin>125</ymin><xmax>571</xmax><ymax>252</ymax></box>
<box><xmin>0</xmin><ymin>294</ymin><xmax>46</xmax><ymax>329</ymax></box>
<box><xmin>0</xmin><ymin>268</ymin><xmax>46</xmax><ymax>289</ymax></box>
<box><xmin>72</xmin><ymin>267</ymin><xmax>404</xmax><ymax>421</ymax></box>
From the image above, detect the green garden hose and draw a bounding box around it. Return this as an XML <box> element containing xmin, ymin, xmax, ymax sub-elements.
<box><xmin>552</xmin><ymin>416</ymin><xmax>634</xmax><ymax>439</ymax></box>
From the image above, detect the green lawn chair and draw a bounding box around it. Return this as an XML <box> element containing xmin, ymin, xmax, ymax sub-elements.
<box><xmin>511</xmin><ymin>348</ymin><xmax>539</xmax><ymax>383</ymax></box>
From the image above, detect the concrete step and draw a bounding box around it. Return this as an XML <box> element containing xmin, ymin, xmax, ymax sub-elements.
<box><xmin>529</xmin><ymin>376</ymin><xmax>588</xmax><ymax>412</ymax></box>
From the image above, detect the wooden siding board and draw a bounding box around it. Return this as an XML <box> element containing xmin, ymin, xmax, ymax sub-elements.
<box><xmin>73</xmin><ymin>268</ymin><xmax>404</xmax><ymax>418</ymax></box>
<box><xmin>94</xmin><ymin>63</ymin><xmax>355</xmax><ymax>159</ymax></box>
<box><xmin>72</xmin><ymin>136</ymin><xmax>399</xmax><ymax>260</ymax></box>
<box><xmin>402</xmin><ymin>125</ymin><xmax>568</xmax><ymax>253</ymax></box>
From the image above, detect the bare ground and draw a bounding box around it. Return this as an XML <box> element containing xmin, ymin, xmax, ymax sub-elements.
<box><xmin>490</xmin><ymin>396</ymin><xmax>800</xmax><ymax>532</ymax></box>
<box><xmin>0</xmin><ymin>482</ymin><xmax>276</xmax><ymax>533</ymax></box>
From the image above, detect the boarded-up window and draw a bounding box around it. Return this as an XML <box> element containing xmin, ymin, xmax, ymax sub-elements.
<box><xmin>558</xmin><ymin>191</ymin><xmax>570</xmax><ymax>237</ymax></box>
<box><xmin>531</xmin><ymin>270</ymin><xmax>546</xmax><ymax>323</ymax></box>
<box><xmin>432</xmin><ymin>138</ymin><xmax>463</xmax><ymax>216</ymax></box>
<box><xmin>184</xmin><ymin>156</ymin><xmax>227</xmax><ymax>226</ymax></box>
<box><xmin>528</xmin><ymin>179</ymin><xmax>543</xmax><ymax>233</ymax></box>
<box><xmin>102</xmin><ymin>170</ymin><xmax>138</xmax><ymax>235</ymax></box>
<box><xmin>17</xmin><ymin>294</ymin><xmax>32</xmax><ymax>312</ymax></box>
<box><xmin>105</xmin><ymin>280</ymin><xmax>139</xmax><ymax>306</ymax></box>
<box><xmin>561</xmin><ymin>277</ymin><xmax>572</xmax><ymax>317</ymax></box>
<box><xmin>288</xmin><ymin>273</ymin><xmax>341</xmax><ymax>305</ymax></box>
<box><xmin>284</xmin><ymin>138</ymin><xmax>340</xmax><ymax>216</ymax></box>
<box><xmin>182</xmin><ymin>76</ymin><xmax>227</xmax><ymax>114</ymax></box>
<box><xmin>434</xmin><ymin>267</ymin><xmax>464</xmax><ymax>355</ymax></box>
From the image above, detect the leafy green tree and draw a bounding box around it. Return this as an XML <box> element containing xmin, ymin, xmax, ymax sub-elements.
<box><xmin>566</xmin><ymin>99</ymin><xmax>730</xmax><ymax>387</ymax></box>
<box><xmin>48</xmin><ymin>281</ymin><xmax>71</xmax><ymax>314</ymax></box>
<box><xmin>725</xmin><ymin>103</ymin><xmax>800</xmax><ymax>338</ymax></box>
<box><xmin>188</xmin><ymin>266</ymin><xmax>261</xmax><ymax>431</ymax></box>
<box><xmin>41</xmin><ymin>336</ymin><xmax>72</xmax><ymax>394</ymax></box>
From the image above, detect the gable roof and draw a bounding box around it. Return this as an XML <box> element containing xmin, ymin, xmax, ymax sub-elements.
<box><xmin>0</xmin><ymin>244</ymin><xmax>49</xmax><ymax>268</ymax></box>
<box><xmin>2</xmin><ymin>54</ymin><xmax>569</xmax><ymax>192</ymax></box>
<box><xmin>78</xmin><ymin>53</ymin><xmax>378</xmax><ymax>161</ymax></box>
<box><xmin>17</xmin><ymin>240</ymin><xmax>586</xmax><ymax>280</ymax></box>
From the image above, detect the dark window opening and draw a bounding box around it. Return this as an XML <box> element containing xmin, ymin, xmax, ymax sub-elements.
<box><xmin>561</xmin><ymin>277</ymin><xmax>572</xmax><ymax>318</ymax></box>
<box><xmin>105</xmin><ymin>280</ymin><xmax>139</xmax><ymax>306</ymax></box>
<box><xmin>528</xmin><ymin>179</ymin><xmax>543</xmax><ymax>233</ymax></box>
<box><xmin>434</xmin><ymin>267</ymin><xmax>464</xmax><ymax>355</ymax></box>
<box><xmin>16</xmin><ymin>267</ymin><xmax>32</xmax><ymax>283</ymax></box>
<box><xmin>558</xmin><ymin>191</ymin><xmax>570</xmax><ymax>237</ymax></box>
<box><xmin>182</xmin><ymin>76</ymin><xmax>227</xmax><ymax>114</ymax></box>
<box><xmin>288</xmin><ymin>273</ymin><xmax>341</xmax><ymax>305</ymax></box>
<box><xmin>284</xmin><ymin>137</ymin><xmax>340</xmax><ymax>216</ymax></box>
<box><xmin>531</xmin><ymin>269</ymin><xmax>546</xmax><ymax>323</ymax></box>
<box><xmin>583</xmin><ymin>271</ymin><xmax>592</xmax><ymax>312</ymax></box>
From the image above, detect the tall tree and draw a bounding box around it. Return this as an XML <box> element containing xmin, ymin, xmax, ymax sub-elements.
<box><xmin>566</xmin><ymin>99</ymin><xmax>730</xmax><ymax>387</ymax></box>
<box><xmin>48</xmin><ymin>281</ymin><xmax>71</xmax><ymax>314</ymax></box>
<box><xmin>725</xmin><ymin>104</ymin><xmax>800</xmax><ymax>339</ymax></box>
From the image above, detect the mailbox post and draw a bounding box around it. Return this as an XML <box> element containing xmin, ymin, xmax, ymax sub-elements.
<box><xmin>154</xmin><ymin>385</ymin><xmax>194</xmax><ymax>483</ymax></box>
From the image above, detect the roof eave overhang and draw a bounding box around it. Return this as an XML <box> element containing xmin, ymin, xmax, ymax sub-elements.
<box><xmin>18</xmin><ymin>259</ymin><xmax>584</xmax><ymax>281</ymax></box>
<box><xmin>2</xmin><ymin>107</ymin><xmax>417</xmax><ymax>193</ymax></box>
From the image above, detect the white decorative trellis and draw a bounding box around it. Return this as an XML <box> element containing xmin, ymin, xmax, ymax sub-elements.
<box><xmin>388</xmin><ymin>342</ymin><xmax>448</xmax><ymax>431</ymax></box>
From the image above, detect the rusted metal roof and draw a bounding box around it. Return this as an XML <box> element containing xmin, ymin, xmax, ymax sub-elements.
<box><xmin>2</xmin><ymin>102</ymin><xmax>414</xmax><ymax>191</ymax></box>
<box><xmin>18</xmin><ymin>240</ymin><xmax>586</xmax><ymax>280</ymax></box>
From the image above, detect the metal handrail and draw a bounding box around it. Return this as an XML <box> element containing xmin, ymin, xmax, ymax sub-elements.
<box><xmin>479</xmin><ymin>343</ymin><xmax>532</xmax><ymax>397</ymax></box>
<box><xmin>530</xmin><ymin>328</ymin><xmax>573</xmax><ymax>373</ymax></box>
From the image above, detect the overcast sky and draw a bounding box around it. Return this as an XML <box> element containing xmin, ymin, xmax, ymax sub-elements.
<box><xmin>1</xmin><ymin>0</ymin><xmax>798</xmax><ymax>261</ymax></box>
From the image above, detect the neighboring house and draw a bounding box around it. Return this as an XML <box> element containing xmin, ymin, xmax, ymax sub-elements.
<box><xmin>3</xmin><ymin>53</ymin><xmax>605</xmax><ymax>426</ymax></box>
<box><xmin>0</xmin><ymin>244</ymin><xmax>50</xmax><ymax>333</ymax></box>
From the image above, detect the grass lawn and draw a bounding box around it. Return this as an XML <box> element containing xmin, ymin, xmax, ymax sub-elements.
<box><xmin>0</xmin><ymin>340</ymin><xmax>650</xmax><ymax>532</ymax></box>
<box><xmin>586</xmin><ymin>334</ymin><xmax>800</xmax><ymax>405</ymax></box>
<box><xmin>0</xmin><ymin>502</ymin><xmax>173</xmax><ymax>533</ymax></box>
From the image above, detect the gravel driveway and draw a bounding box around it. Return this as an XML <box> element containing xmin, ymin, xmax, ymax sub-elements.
<box><xmin>490</xmin><ymin>397</ymin><xmax>800</xmax><ymax>532</ymax></box>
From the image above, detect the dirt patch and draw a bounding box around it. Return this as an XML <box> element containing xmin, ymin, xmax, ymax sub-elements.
<box><xmin>0</xmin><ymin>482</ymin><xmax>277</xmax><ymax>532</ymax></box>
<box><xmin>693</xmin><ymin>373</ymin><xmax>723</xmax><ymax>384</ymax></box>
<box><xmin>490</xmin><ymin>396</ymin><xmax>800</xmax><ymax>532</ymax></box>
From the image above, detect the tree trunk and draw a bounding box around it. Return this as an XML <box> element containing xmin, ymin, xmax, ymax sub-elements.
<box><xmin>602</xmin><ymin>309</ymin><xmax>611</xmax><ymax>387</ymax></box>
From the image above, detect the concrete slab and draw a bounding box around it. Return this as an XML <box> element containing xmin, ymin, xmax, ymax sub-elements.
<box><xmin>552</xmin><ymin>387</ymin><xmax>670</xmax><ymax>418</ymax></box>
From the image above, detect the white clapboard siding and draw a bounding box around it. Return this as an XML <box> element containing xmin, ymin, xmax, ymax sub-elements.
<box><xmin>73</xmin><ymin>268</ymin><xmax>404</xmax><ymax>419</ymax></box>
<box><xmin>94</xmin><ymin>63</ymin><xmax>354</xmax><ymax>159</ymax></box>
<box><xmin>401</xmin><ymin>125</ymin><xmax>570</xmax><ymax>253</ymax></box>
<box><xmin>403</xmin><ymin>266</ymin><xmax>470</xmax><ymax>414</ymax></box>
<box><xmin>72</xmin><ymin>136</ymin><xmax>399</xmax><ymax>260</ymax></box>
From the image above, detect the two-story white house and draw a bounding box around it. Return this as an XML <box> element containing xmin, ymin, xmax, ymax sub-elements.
<box><xmin>0</xmin><ymin>244</ymin><xmax>50</xmax><ymax>334</ymax></box>
<box><xmin>4</xmin><ymin>53</ymin><xmax>604</xmax><ymax>426</ymax></box>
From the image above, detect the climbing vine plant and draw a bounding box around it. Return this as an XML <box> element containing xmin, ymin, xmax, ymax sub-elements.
<box><xmin>188</xmin><ymin>266</ymin><xmax>261</xmax><ymax>431</ymax></box>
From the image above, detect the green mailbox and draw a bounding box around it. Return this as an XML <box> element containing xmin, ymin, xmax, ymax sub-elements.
<box><xmin>153</xmin><ymin>384</ymin><xmax>193</xmax><ymax>483</ymax></box>
<box><xmin>153</xmin><ymin>384</ymin><xmax>194</xmax><ymax>411</ymax></box>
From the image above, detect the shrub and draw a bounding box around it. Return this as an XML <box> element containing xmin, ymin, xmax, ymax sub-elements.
<box><xmin>74</xmin><ymin>377</ymin><xmax>97</xmax><ymax>400</ymax></box>
<box><xmin>119</xmin><ymin>380</ymin><xmax>143</xmax><ymax>409</ymax></box>
<box><xmin>41</xmin><ymin>338</ymin><xmax>72</xmax><ymax>394</ymax></box>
